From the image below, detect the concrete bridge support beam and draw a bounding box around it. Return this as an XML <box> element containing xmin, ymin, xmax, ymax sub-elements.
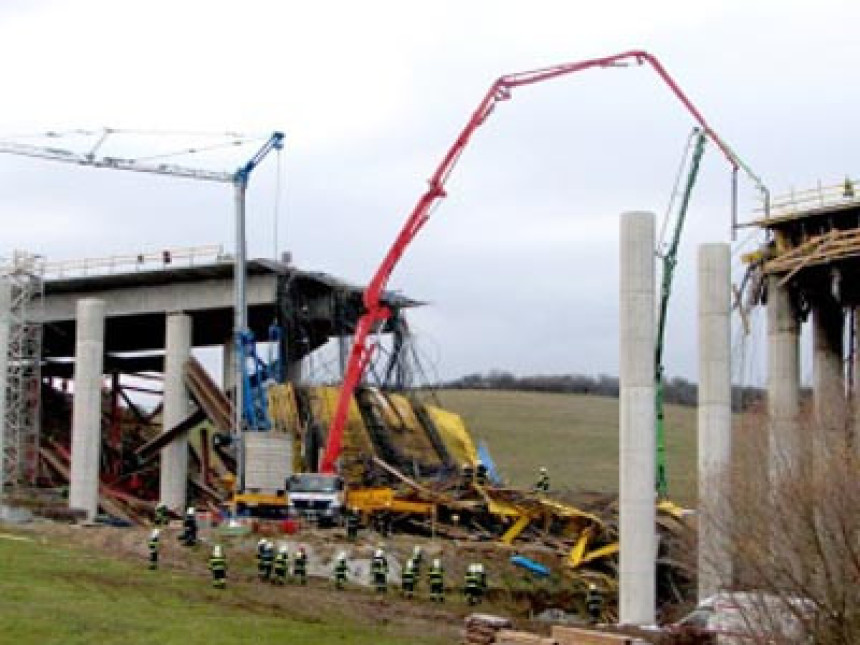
<box><xmin>69</xmin><ymin>298</ymin><xmax>105</xmax><ymax>521</ymax></box>
<box><xmin>697</xmin><ymin>243</ymin><xmax>733</xmax><ymax>601</ymax></box>
<box><xmin>767</xmin><ymin>276</ymin><xmax>801</xmax><ymax>479</ymax></box>
<box><xmin>160</xmin><ymin>312</ymin><xmax>192</xmax><ymax>513</ymax></box>
<box><xmin>618</xmin><ymin>211</ymin><xmax>656</xmax><ymax>626</ymax></box>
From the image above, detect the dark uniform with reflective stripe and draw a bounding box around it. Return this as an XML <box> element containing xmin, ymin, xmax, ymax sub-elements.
<box><xmin>536</xmin><ymin>471</ymin><xmax>550</xmax><ymax>492</ymax></box>
<box><xmin>209</xmin><ymin>552</ymin><xmax>227</xmax><ymax>589</ymax></box>
<box><xmin>334</xmin><ymin>559</ymin><xmax>348</xmax><ymax>589</ymax></box>
<box><xmin>401</xmin><ymin>561</ymin><xmax>416</xmax><ymax>599</ymax></box>
<box><xmin>372</xmin><ymin>553</ymin><xmax>388</xmax><ymax>594</ymax></box>
<box><xmin>148</xmin><ymin>535</ymin><xmax>159</xmax><ymax>570</ymax></box>
<box><xmin>429</xmin><ymin>563</ymin><xmax>445</xmax><ymax>602</ymax></box>
<box><xmin>260</xmin><ymin>544</ymin><xmax>274</xmax><ymax>581</ymax></box>
<box><xmin>586</xmin><ymin>585</ymin><xmax>603</xmax><ymax>623</ymax></box>
<box><xmin>293</xmin><ymin>550</ymin><xmax>307</xmax><ymax>585</ymax></box>
<box><xmin>273</xmin><ymin>551</ymin><xmax>288</xmax><ymax>585</ymax></box>
<box><xmin>464</xmin><ymin>569</ymin><xmax>482</xmax><ymax>605</ymax></box>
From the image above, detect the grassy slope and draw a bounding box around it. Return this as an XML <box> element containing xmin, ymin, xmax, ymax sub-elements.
<box><xmin>434</xmin><ymin>390</ymin><xmax>697</xmax><ymax>506</ymax></box>
<box><xmin>0</xmin><ymin>534</ymin><xmax>451</xmax><ymax>645</ymax></box>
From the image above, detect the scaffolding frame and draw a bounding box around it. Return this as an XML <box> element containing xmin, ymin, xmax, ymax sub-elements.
<box><xmin>0</xmin><ymin>251</ymin><xmax>44</xmax><ymax>495</ymax></box>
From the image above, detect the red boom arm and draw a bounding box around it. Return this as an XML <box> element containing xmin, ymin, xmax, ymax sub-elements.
<box><xmin>319</xmin><ymin>49</ymin><xmax>765</xmax><ymax>474</ymax></box>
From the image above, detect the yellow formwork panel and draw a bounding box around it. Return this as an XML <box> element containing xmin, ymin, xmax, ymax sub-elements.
<box><xmin>500</xmin><ymin>513</ymin><xmax>531</xmax><ymax>545</ymax></box>
<box><xmin>267</xmin><ymin>383</ymin><xmax>300</xmax><ymax>434</ymax></box>
<box><xmin>307</xmin><ymin>386</ymin><xmax>374</xmax><ymax>455</ymax></box>
<box><xmin>424</xmin><ymin>404</ymin><xmax>478</xmax><ymax>467</ymax></box>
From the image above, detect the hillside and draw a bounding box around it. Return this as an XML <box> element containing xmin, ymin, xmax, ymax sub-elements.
<box><xmin>433</xmin><ymin>389</ymin><xmax>698</xmax><ymax>506</ymax></box>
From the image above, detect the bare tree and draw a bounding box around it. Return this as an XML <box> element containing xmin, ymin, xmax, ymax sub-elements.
<box><xmin>704</xmin><ymin>405</ymin><xmax>860</xmax><ymax>644</ymax></box>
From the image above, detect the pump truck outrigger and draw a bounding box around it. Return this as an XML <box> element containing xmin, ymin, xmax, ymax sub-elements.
<box><xmin>319</xmin><ymin>49</ymin><xmax>767</xmax><ymax>481</ymax></box>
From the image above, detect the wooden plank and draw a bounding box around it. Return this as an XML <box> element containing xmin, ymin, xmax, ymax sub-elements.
<box><xmin>134</xmin><ymin>407</ymin><xmax>206</xmax><ymax>461</ymax></box>
<box><xmin>551</xmin><ymin>626</ymin><xmax>635</xmax><ymax>645</ymax></box>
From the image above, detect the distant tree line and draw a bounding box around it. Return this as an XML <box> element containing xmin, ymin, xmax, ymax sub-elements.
<box><xmin>439</xmin><ymin>370</ymin><xmax>765</xmax><ymax>411</ymax></box>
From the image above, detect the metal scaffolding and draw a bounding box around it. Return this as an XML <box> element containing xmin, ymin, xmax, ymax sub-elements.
<box><xmin>0</xmin><ymin>251</ymin><xmax>44</xmax><ymax>495</ymax></box>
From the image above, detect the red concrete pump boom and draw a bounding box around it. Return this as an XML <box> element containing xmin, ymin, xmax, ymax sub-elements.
<box><xmin>319</xmin><ymin>49</ymin><xmax>765</xmax><ymax>474</ymax></box>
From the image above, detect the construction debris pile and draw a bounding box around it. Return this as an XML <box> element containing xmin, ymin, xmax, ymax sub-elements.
<box><xmin>28</xmin><ymin>355</ymin><xmax>695</xmax><ymax>620</ymax></box>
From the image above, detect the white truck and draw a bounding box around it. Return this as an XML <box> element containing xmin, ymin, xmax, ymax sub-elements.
<box><xmin>285</xmin><ymin>473</ymin><xmax>345</xmax><ymax>526</ymax></box>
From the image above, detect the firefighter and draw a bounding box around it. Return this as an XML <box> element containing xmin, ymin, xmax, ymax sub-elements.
<box><xmin>180</xmin><ymin>507</ymin><xmax>197</xmax><ymax>546</ymax></box>
<box><xmin>429</xmin><ymin>558</ymin><xmax>445</xmax><ymax>603</ymax></box>
<box><xmin>147</xmin><ymin>529</ymin><xmax>160</xmax><ymax>570</ymax></box>
<box><xmin>475</xmin><ymin>461</ymin><xmax>488</xmax><ymax>487</ymax></box>
<box><xmin>256</xmin><ymin>538</ymin><xmax>267</xmax><ymax>579</ymax></box>
<box><xmin>371</xmin><ymin>547</ymin><xmax>388</xmax><ymax>594</ymax></box>
<box><xmin>535</xmin><ymin>466</ymin><xmax>550</xmax><ymax>493</ymax></box>
<box><xmin>401</xmin><ymin>558</ymin><xmax>417</xmax><ymax>599</ymax></box>
<box><xmin>586</xmin><ymin>583</ymin><xmax>603</xmax><ymax>624</ymax></box>
<box><xmin>844</xmin><ymin>176</ymin><xmax>855</xmax><ymax>199</ymax></box>
<box><xmin>475</xmin><ymin>562</ymin><xmax>488</xmax><ymax>593</ymax></box>
<box><xmin>293</xmin><ymin>545</ymin><xmax>308</xmax><ymax>585</ymax></box>
<box><xmin>464</xmin><ymin>564</ymin><xmax>482</xmax><ymax>605</ymax></box>
<box><xmin>346</xmin><ymin>507</ymin><xmax>360</xmax><ymax>541</ymax></box>
<box><xmin>153</xmin><ymin>502</ymin><xmax>168</xmax><ymax>526</ymax></box>
<box><xmin>461</xmin><ymin>463</ymin><xmax>474</xmax><ymax>490</ymax></box>
<box><xmin>209</xmin><ymin>545</ymin><xmax>227</xmax><ymax>589</ymax></box>
<box><xmin>273</xmin><ymin>545</ymin><xmax>289</xmax><ymax>585</ymax></box>
<box><xmin>411</xmin><ymin>545</ymin><xmax>423</xmax><ymax>589</ymax></box>
<box><xmin>260</xmin><ymin>540</ymin><xmax>274</xmax><ymax>581</ymax></box>
<box><xmin>333</xmin><ymin>552</ymin><xmax>348</xmax><ymax>590</ymax></box>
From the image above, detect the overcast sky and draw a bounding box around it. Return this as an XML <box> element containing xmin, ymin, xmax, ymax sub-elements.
<box><xmin>0</xmin><ymin>0</ymin><xmax>856</xmax><ymax>384</ymax></box>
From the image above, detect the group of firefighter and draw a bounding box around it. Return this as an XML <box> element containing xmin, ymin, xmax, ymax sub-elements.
<box><xmin>145</xmin><ymin>466</ymin><xmax>580</xmax><ymax>611</ymax></box>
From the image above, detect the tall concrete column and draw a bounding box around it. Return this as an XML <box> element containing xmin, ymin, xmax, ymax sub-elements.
<box><xmin>0</xmin><ymin>280</ymin><xmax>11</xmax><ymax>495</ymax></box>
<box><xmin>697</xmin><ymin>244</ymin><xmax>733</xmax><ymax>601</ymax></box>
<box><xmin>69</xmin><ymin>298</ymin><xmax>105</xmax><ymax>520</ymax></box>
<box><xmin>160</xmin><ymin>312</ymin><xmax>192</xmax><ymax>512</ymax></box>
<box><xmin>619</xmin><ymin>211</ymin><xmax>656</xmax><ymax>625</ymax></box>
<box><xmin>812</xmin><ymin>297</ymin><xmax>845</xmax><ymax>464</ymax></box>
<box><xmin>767</xmin><ymin>275</ymin><xmax>801</xmax><ymax>479</ymax></box>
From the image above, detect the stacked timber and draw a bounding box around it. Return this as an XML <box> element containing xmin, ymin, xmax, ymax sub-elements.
<box><xmin>496</xmin><ymin>629</ymin><xmax>557</xmax><ymax>645</ymax></box>
<box><xmin>462</xmin><ymin>614</ymin><xmax>512</xmax><ymax>645</ymax></box>
<box><xmin>551</xmin><ymin>626</ymin><xmax>647</xmax><ymax>645</ymax></box>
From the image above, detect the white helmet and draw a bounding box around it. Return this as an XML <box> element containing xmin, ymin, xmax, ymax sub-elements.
<box><xmin>186</xmin><ymin>507</ymin><xmax>195</xmax><ymax>516</ymax></box>
<box><xmin>258</xmin><ymin>538</ymin><xmax>266</xmax><ymax>547</ymax></box>
<box><xmin>477</xmin><ymin>563</ymin><xmax>485</xmax><ymax>573</ymax></box>
<box><xmin>374</xmin><ymin>549</ymin><xmax>384</xmax><ymax>558</ymax></box>
<box><xmin>150</xmin><ymin>529</ymin><xmax>160</xmax><ymax>539</ymax></box>
<box><xmin>213</xmin><ymin>545</ymin><xmax>223</xmax><ymax>557</ymax></box>
<box><xmin>432</xmin><ymin>558</ymin><xmax>441</xmax><ymax>568</ymax></box>
<box><xmin>338</xmin><ymin>551</ymin><xmax>347</xmax><ymax>561</ymax></box>
<box><xmin>540</xmin><ymin>466</ymin><xmax>547</xmax><ymax>473</ymax></box>
<box><xmin>266</xmin><ymin>540</ymin><xmax>274</xmax><ymax>549</ymax></box>
<box><xmin>413</xmin><ymin>545</ymin><xmax>422</xmax><ymax>556</ymax></box>
<box><xmin>279</xmin><ymin>545</ymin><xmax>288</xmax><ymax>555</ymax></box>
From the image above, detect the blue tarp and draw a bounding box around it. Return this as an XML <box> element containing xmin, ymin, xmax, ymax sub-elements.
<box><xmin>510</xmin><ymin>555</ymin><xmax>551</xmax><ymax>578</ymax></box>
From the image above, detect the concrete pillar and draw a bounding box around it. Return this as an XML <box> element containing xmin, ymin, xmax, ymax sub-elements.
<box><xmin>69</xmin><ymin>299</ymin><xmax>105</xmax><ymax>520</ymax></box>
<box><xmin>619</xmin><ymin>211</ymin><xmax>656</xmax><ymax>625</ymax></box>
<box><xmin>767</xmin><ymin>275</ymin><xmax>801</xmax><ymax>479</ymax></box>
<box><xmin>697</xmin><ymin>244</ymin><xmax>733</xmax><ymax>601</ymax></box>
<box><xmin>812</xmin><ymin>298</ymin><xmax>845</xmax><ymax>463</ymax></box>
<box><xmin>0</xmin><ymin>280</ymin><xmax>11</xmax><ymax>494</ymax></box>
<box><xmin>160</xmin><ymin>312</ymin><xmax>192</xmax><ymax>512</ymax></box>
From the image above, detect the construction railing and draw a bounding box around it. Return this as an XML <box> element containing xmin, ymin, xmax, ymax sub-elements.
<box><xmin>42</xmin><ymin>244</ymin><xmax>228</xmax><ymax>279</ymax></box>
<box><xmin>759</xmin><ymin>177</ymin><xmax>860</xmax><ymax>220</ymax></box>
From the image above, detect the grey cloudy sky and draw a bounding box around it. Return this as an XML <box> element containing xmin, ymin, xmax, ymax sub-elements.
<box><xmin>0</xmin><ymin>0</ymin><xmax>856</xmax><ymax>384</ymax></box>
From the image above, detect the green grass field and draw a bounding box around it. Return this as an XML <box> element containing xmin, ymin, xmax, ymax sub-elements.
<box><xmin>433</xmin><ymin>390</ymin><xmax>698</xmax><ymax>506</ymax></box>
<box><xmin>0</xmin><ymin>533</ymin><xmax>454</xmax><ymax>645</ymax></box>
